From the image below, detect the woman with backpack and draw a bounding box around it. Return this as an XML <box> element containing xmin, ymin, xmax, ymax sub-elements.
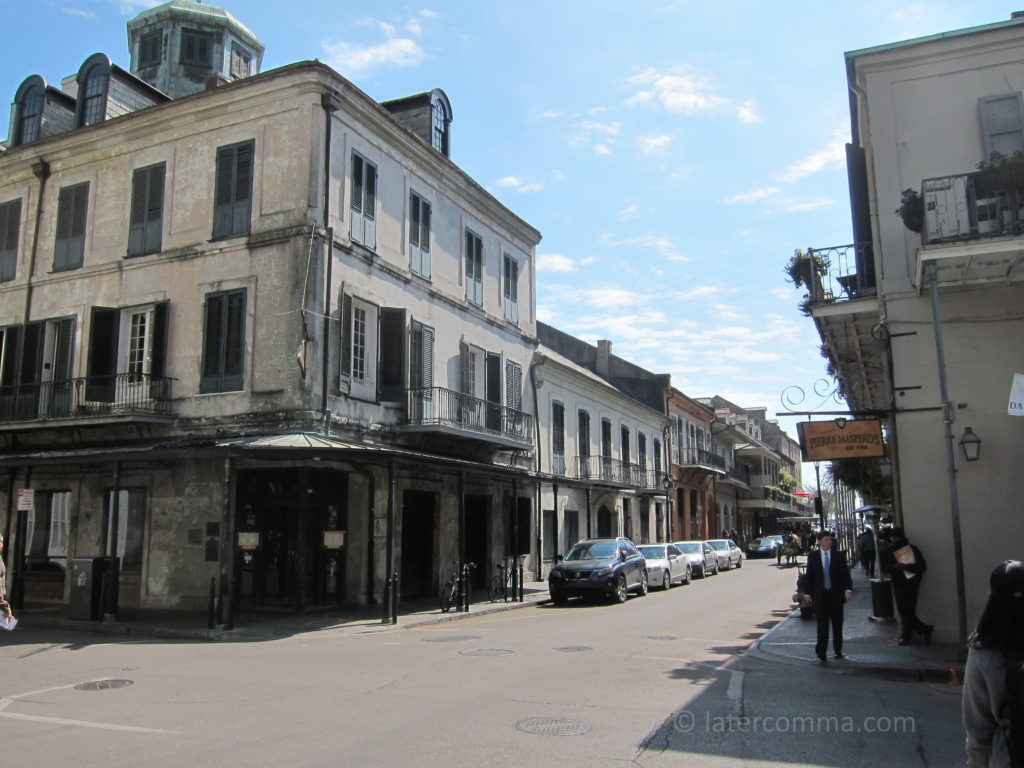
<box><xmin>963</xmin><ymin>559</ymin><xmax>1024</xmax><ymax>768</ymax></box>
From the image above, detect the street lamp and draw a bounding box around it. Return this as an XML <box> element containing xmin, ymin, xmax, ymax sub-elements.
<box><xmin>959</xmin><ymin>427</ymin><xmax>981</xmax><ymax>462</ymax></box>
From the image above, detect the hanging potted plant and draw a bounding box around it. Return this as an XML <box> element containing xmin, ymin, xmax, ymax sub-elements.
<box><xmin>895</xmin><ymin>188</ymin><xmax>924</xmax><ymax>233</ymax></box>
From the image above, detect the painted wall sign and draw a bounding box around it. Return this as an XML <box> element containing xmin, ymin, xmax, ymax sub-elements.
<box><xmin>797</xmin><ymin>419</ymin><xmax>885</xmax><ymax>461</ymax></box>
<box><xmin>1009</xmin><ymin>373</ymin><xmax>1024</xmax><ymax>417</ymax></box>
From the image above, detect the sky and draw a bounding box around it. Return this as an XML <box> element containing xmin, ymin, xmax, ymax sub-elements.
<box><xmin>1</xmin><ymin>0</ymin><xmax>1017</xmax><ymax>485</ymax></box>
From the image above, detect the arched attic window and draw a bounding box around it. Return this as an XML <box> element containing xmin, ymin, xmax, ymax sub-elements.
<box><xmin>76</xmin><ymin>54</ymin><xmax>112</xmax><ymax>128</ymax></box>
<box><xmin>430</xmin><ymin>89</ymin><xmax>452</xmax><ymax>157</ymax></box>
<box><xmin>12</xmin><ymin>75</ymin><xmax>45</xmax><ymax>146</ymax></box>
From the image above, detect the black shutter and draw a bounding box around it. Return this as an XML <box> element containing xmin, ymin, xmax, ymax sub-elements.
<box><xmin>151</xmin><ymin>301</ymin><xmax>169</xmax><ymax>380</ymax></box>
<box><xmin>128</xmin><ymin>168</ymin><xmax>148</xmax><ymax>254</ymax></box>
<box><xmin>145</xmin><ymin>163</ymin><xmax>165</xmax><ymax>253</ymax></box>
<box><xmin>222</xmin><ymin>290</ymin><xmax>245</xmax><ymax>391</ymax></box>
<box><xmin>17</xmin><ymin>322</ymin><xmax>43</xmax><ymax>419</ymax></box>
<box><xmin>340</xmin><ymin>293</ymin><xmax>353</xmax><ymax>378</ymax></box>
<box><xmin>200</xmin><ymin>293</ymin><xmax>224</xmax><ymax>393</ymax></box>
<box><xmin>213</xmin><ymin>147</ymin><xmax>235</xmax><ymax>237</ymax></box>
<box><xmin>86</xmin><ymin>307</ymin><xmax>119</xmax><ymax>402</ymax></box>
<box><xmin>378</xmin><ymin>308</ymin><xmax>406</xmax><ymax>402</ymax></box>
<box><xmin>0</xmin><ymin>199</ymin><xmax>21</xmax><ymax>281</ymax></box>
<box><xmin>846</xmin><ymin>143</ymin><xmax>875</xmax><ymax>289</ymax></box>
<box><xmin>232</xmin><ymin>143</ymin><xmax>253</xmax><ymax>235</ymax></box>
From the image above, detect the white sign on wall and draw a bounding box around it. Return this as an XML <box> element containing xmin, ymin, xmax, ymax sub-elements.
<box><xmin>16</xmin><ymin>488</ymin><xmax>34</xmax><ymax>512</ymax></box>
<box><xmin>1010</xmin><ymin>373</ymin><xmax>1024</xmax><ymax>417</ymax></box>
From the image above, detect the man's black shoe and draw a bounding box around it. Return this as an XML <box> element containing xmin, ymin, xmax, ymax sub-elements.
<box><xmin>817</xmin><ymin>653</ymin><xmax>828</xmax><ymax>663</ymax></box>
<box><xmin>898</xmin><ymin>637</ymin><xmax>911</xmax><ymax>646</ymax></box>
<box><xmin>833</xmin><ymin>653</ymin><xmax>845</xmax><ymax>659</ymax></box>
<box><xmin>922</xmin><ymin>625</ymin><xmax>934</xmax><ymax>645</ymax></box>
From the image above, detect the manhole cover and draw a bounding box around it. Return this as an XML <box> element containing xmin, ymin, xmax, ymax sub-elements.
<box><xmin>421</xmin><ymin>634</ymin><xmax>481</xmax><ymax>643</ymax></box>
<box><xmin>554</xmin><ymin>645</ymin><xmax>592</xmax><ymax>652</ymax></box>
<box><xmin>459</xmin><ymin>648</ymin><xmax>513</xmax><ymax>656</ymax></box>
<box><xmin>516</xmin><ymin>717</ymin><xmax>589</xmax><ymax>736</ymax></box>
<box><xmin>645</xmin><ymin>635</ymin><xmax>678</xmax><ymax>641</ymax></box>
<box><xmin>75</xmin><ymin>679</ymin><xmax>134</xmax><ymax>691</ymax></box>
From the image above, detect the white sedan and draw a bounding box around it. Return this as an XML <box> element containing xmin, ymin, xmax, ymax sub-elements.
<box><xmin>705</xmin><ymin>538</ymin><xmax>744</xmax><ymax>570</ymax></box>
<box><xmin>638</xmin><ymin>543</ymin><xmax>692</xmax><ymax>589</ymax></box>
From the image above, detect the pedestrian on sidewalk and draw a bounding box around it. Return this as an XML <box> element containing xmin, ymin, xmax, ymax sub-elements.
<box><xmin>858</xmin><ymin>528</ymin><xmax>876</xmax><ymax>578</ymax></box>
<box><xmin>0</xmin><ymin>535</ymin><xmax>14</xmax><ymax>624</ymax></box>
<box><xmin>963</xmin><ymin>559</ymin><xmax>1024</xmax><ymax>768</ymax></box>
<box><xmin>805</xmin><ymin>530</ymin><xmax>853</xmax><ymax>662</ymax></box>
<box><xmin>880</xmin><ymin>527</ymin><xmax>933</xmax><ymax>646</ymax></box>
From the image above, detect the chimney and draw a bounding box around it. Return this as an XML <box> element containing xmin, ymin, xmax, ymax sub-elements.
<box><xmin>596</xmin><ymin>340</ymin><xmax>612</xmax><ymax>378</ymax></box>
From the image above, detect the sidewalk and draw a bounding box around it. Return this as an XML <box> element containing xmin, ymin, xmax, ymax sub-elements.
<box><xmin>8</xmin><ymin>584</ymin><xmax>553</xmax><ymax>642</ymax></box>
<box><xmin>748</xmin><ymin>561</ymin><xmax>965</xmax><ymax>683</ymax></box>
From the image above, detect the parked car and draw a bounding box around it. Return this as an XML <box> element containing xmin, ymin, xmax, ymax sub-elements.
<box><xmin>672</xmin><ymin>540</ymin><xmax>719</xmax><ymax>578</ymax></box>
<box><xmin>706</xmin><ymin>539</ymin><xmax>743</xmax><ymax>570</ymax></box>
<box><xmin>748</xmin><ymin>536</ymin><xmax>781</xmax><ymax>558</ymax></box>
<box><xmin>638</xmin><ymin>543</ymin><xmax>691</xmax><ymax>589</ymax></box>
<box><xmin>548</xmin><ymin>537</ymin><xmax>648</xmax><ymax>605</ymax></box>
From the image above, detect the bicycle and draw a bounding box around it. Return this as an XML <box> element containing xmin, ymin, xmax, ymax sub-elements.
<box><xmin>440</xmin><ymin>562</ymin><xmax>460</xmax><ymax>613</ymax></box>
<box><xmin>488</xmin><ymin>557</ymin><xmax>519</xmax><ymax>602</ymax></box>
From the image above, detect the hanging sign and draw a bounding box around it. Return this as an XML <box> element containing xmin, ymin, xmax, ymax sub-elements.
<box><xmin>1009</xmin><ymin>373</ymin><xmax>1024</xmax><ymax>417</ymax></box>
<box><xmin>16</xmin><ymin>489</ymin><xmax>34</xmax><ymax>512</ymax></box>
<box><xmin>797</xmin><ymin>419</ymin><xmax>885</xmax><ymax>461</ymax></box>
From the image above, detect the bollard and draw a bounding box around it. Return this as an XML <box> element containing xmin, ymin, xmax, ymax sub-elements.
<box><xmin>390</xmin><ymin>572</ymin><xmax>399</xmax><ymax>624</ymax></box>
<box><xmin>518</xmin><ymin>558</ymin><xmax>525</xmax><ymax>602</ymax></box>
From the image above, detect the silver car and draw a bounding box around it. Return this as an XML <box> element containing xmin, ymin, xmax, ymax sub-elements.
<box><xmin>672</xmin><ymin>540</ymin><xmax>719</xmax><ymax>578</ymax></box>
<box><xmin>638</xmin><ymin>543</ymin><xmax>691</xmax><ymax>589</ymax></box>
<box><xmin>706</xmin><ymin>538</ymin><xmax>743</xmax><ymax>570</ymax></box>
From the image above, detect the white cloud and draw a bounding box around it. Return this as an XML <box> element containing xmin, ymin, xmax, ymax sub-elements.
<box><xmin>593</xmin><ymin>143</ymin><xmax>613</xmax><ymax>156</ymax></box>
<box><xmin>735</xmin><ymin>99</ymin><xmax>762</xmax><ymax>124</ymax></box>
<box><xmin>322</xmin><ymin>20</ymin><xmax>427</xmax><ymax>75</ymax></box>
<box><xmin>625</xmin><ymin>66</ymin><xmax>730</xmax><ymax>115</ymax></box>
<box><xmin>617</xmin><ymin>204</ymin><xmax>640</xmax><ymax>221</ymax></box>
<box><xmin>537</xmin><ymin>110</ymin><xmax>564</xmax><ymax>120</ymax></box>
<box><xmin>778</xmin><ymin>126</ymin><xmax>848</xmax><ymax>182</ymax></box>
<box><xmin>672</xmin><ymin>285</ymin><xmax>720</xmax><ymax>301</ymax></box>
<box><xmin>721</xmin><ymin>186</ymin><xmax>781</xmax><ymax>204</ymax></box>
<box><xmin>63</xmin><ymin>6</ymin><xmax>97</xmax><ymax>17</ymax></box>
<box><xmin>713</xmin><ymin>303</ymin><xmax>747</xmax><ymax>322</ymax></box>
<box><xmin>783</xmin><ymin>197</ymin><xmax>834</xmax><ymax>212</ymax></box>
<box><xmin>636</xmin><ymin>133</ymin><xmax>673</xmax><ymax>155</ymax></box>
<box><xmin>569</xmin><ymin>121</ymin><xmax>622</xmax><ymax>155</ymax></box>
<box><xmin>891</xmin><ymin>4</ymin><xmax>926</xmax><ymax>21</ymax></box>
<box><xmin>419</xmin><ymin>9</ymin><xmax>439</xmax><ymax>18</ymax></box>
<box><xmin>405</xmin><ymin>19</ymin><xmax>423</xmax><ymax>35</ymax></box>
<box><xmin>599</xmin><ymin>232</ymin><xmax>687</xmax><ymax>262</ymax></box>
<box><xmin>578</xmin><ymin>288</ymin><xmax>644</xmax><ymax>309</ymax></box>
<box><xmin>116</xmin><ymin>0</ymin><xmax>159</xmax><ymax>12</ymax></box>
<box><xmin>537</xmin><ymin>253</ymin><xmax>580</xmax><ymax>272</ymax></box>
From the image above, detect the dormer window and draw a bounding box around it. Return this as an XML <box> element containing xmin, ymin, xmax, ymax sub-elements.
<box><xmin>78</xmin><ymin>63</ymin><xmax>109</xmax><ymax>127</ymax></box>
<box><xmin>230</xmin><ymin>44</ymin><xmax>251</xmax><ymax>79</ymax></box>
<box><xmin>14</xmin><ymin>81</ymin><xmax>43</xmax><ymax>145</ymax></box>
<box><xmin>139</xmin><ymin>31</ymin><xmax>162</xmax><ymax>68</ymax></box>
<box><xmin>181</xmin><ymin>29</ymin><xmax>213</xmax><ymax>67</ymax></box>
<box><xmin>431</xmin><ymin>97</ymin><xmax>450</xmax><ymax>156</ymax></box>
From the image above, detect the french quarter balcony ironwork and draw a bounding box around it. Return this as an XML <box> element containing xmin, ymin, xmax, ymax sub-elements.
<box><xmin>922</xmin><ymin>168</ymin><xmax>1024</xmax><ymax>245</ymax></box>
<box><xmin>677</xmin><ymin>447</ymin><xmax>726</xmax><ymax>471</ymax></box>
<box><xmin>570</xmin><ymin>455</ymin><xmax>662</xmax><ymax>490</ymax></box>
<box><xmin>805</xmin><ymin>242</ymin><xmax>876</xmax><ymax>306</ymax></box>
<box><xmin>404</xmin><ymin>385</ymin><xmax>534</xmax><ymax>444</ymax></box>
<box><xmin>0</xmin><ymin>373</ymin><xmax>176</xmax><ymax>423</ymax></box>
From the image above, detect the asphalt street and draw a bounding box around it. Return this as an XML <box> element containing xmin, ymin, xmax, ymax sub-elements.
<box><xmin>0</xmin><ymin>558</ymin><xmax>964</xmax><ymax>767</ymax></box>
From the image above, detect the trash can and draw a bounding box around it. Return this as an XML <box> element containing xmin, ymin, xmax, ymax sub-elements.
<box><xmin>69</xmin><ymin>557</ymin><xmax>108</xmax><ymax>621</ymax></box>
<box><xmin>869</xmin><ymin>577</ymin><xmax>895</xmax><ymax>621</ymax></box>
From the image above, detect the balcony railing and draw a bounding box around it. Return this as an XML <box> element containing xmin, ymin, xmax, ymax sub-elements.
<box><xmin>805</xmin><ymin>242</ymin><xmax>876</xmax><ymax>305</ymax></box>
<box><xmin>572</xmin><ymin>455</ymin><xmax>663</xmax><ymax>490</ymax></box>
<box><xmin>725</xmin><ymin>463</ymin><xmax>751</xmax><ymax>485</ymax></box>
<box><xmin>921</xmin><ymin>169</ymin><xmax>1024</xmax><ymax>245</ymax></box>
<box><xmin>0</xmin><ymin>373</ymin><xmax>176</xmax><ymax>423</ymax></box>
<box><xmin>405</xmin><ymin>386</ymin><xmax>533</xmax><ymax>444</ymax></box>
<box><xmin>677</xmin><ymin>448</ymin><xmax>726</xmax><ymax>471</ymax></box>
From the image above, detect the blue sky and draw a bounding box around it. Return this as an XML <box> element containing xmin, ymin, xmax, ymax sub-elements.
<box><xmin>1</xmin><ymin>0</ymin><xmax>1015</xmax><ymax>481</ymax></box>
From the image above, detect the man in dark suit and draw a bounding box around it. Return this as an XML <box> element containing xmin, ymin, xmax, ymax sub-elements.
<box><xmin>805</xmin><ymin>530</ymin><xmax>853</xmax><ymax>662</ymax></box>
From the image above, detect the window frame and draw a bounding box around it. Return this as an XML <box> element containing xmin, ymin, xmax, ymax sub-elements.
<box><xmin>552</xmin><ymin>400</ymin><xmax>566</xmax><ymax>475</ymax></box>
<box><xmin>339</xmin><ymin>293</ymin><xmax>380</xmax><ymax>402</ymax></box>
<box><xmin>103</xmin><ymin>487</ymin><xmax>147</xmax><ymax>572</ymax></box>
<box><xmin>0</xmin><ymin>198</ymin><xmax>22</xmax><ymax>282</ymax></box>
<box><xmin>230</xmin><ymin>44</ymin><xmax>252</xmax><ymax>79</ymax></box>
<box><xmin>77</xmin><ymin>61</ymin><xmax>110</xmax><ymax>128</ymax></box>
<box><xmin>13</xmin><ymin>77</ymin><xmax>45</xmax><ymax>147</ymax></box>
<box><xmin>128</xmin><ymin>162</ymin><xmax>165</xmax><ymax>256</ymax></box>
<box><xmin>465</xmin><ymin>229</ymin><xmax>483</xmax><ymax>306</ymax></box>
<box><xmin>213</xmin><ymin>140</ymin><xmax>254</xmax><ymax>239</ymax></box>
<box><xmin>181</xmin><ymin>28</ymin><xmax>213</xmax><ymax>67</ymax></box>
<box><xmin>200</xmin><ymin>289</ymin><xmax>246</xmax><ymax>394</ymax></box>
<box><xmin>349</xmin><ymin>151</ymin><xmax>377</xmax><ymax>249</ymax></box>
<box><xmin>139</xmin><ymin>31</ymin><xmax>162</xmax><ymax>67</ymax></box>
<box><xmin>409</xmin><ymin>190</ymin><xmax>431</xmax><ymax>278</ymax></box>
<box><xmin>503</xmin><ymin>253</ymin><xmax>519</xmax><ymax>324</ymax></box>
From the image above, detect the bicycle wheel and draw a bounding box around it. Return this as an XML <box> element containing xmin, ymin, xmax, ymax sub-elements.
<box><xmin>440</xmin><ymin>579</ymin><xmax>458</xmax><ymax>612</ymax></box>
<box><xmin>488</xmin><ymin>575</ymin><xmax>502</xmax><ymax>602</ymax></box>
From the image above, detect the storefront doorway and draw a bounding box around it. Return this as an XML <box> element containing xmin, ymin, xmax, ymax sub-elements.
<box><xmin>235</xmin><ymin>467</ymin><xmax>348</xmax><ymax>611</ymax></box>
<box><xmin>399</xmin><ymin>490</ymin><xmax>436</xmax><ymax>599</ymax></box>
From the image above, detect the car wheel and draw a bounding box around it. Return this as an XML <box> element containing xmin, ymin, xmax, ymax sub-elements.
<box><xmin>551</xmin><ymin>593</ymin><xmax>568</xmax><ymax>606</ymax></box>
<box><xmin>682</xmin><ymin>565</ymin><xmax>691</xmax><ymax>585</ymax></box>
<box><xmin>613</xmin><ymin>574</ymin><xmax>628</xmax><ymax>603</ymax></box>
<box><xmin>637</xmin><ymin>570</ymin><xmax>649</xmax><ymax>596</ymax></box>
<box><xmin>737</xmin><ymin>556</ymin><xmax>743</xmax><ymax>569</ymax></box>
<box><xmin>662</xmin><ymin>569</ymin><xmax>672</xmax><ymax>589</ymax></box>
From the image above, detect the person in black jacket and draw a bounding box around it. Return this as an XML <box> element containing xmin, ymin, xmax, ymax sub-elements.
<box><xmin>880</xmin><ymin>527</ymin><xmax>933</xmax><ymax>646</ymax></box>
<box><xmin>805</xmin><ymin>530</ymin><xmax>853</xmax><ymax>662</ymax></box>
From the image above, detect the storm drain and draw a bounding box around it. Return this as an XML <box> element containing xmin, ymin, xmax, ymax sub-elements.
<box><xmin>75</xmin><ymin>679</ymin><xmax>134</xmax><ymax>691</ymax></box>
<box><xmin>516</xmin><ymin>717</ymin><xmax>589</xmax><ymax>736</ymax></box>
<box><xmin>459</xmin><ymin>648</ymin><xmax>513</xmax><ymax>656</ymax></box>
<box><xmin>554</xmin><ymin>645</ymin><xmax>592</xmax><ymax>652</ymax></box>
<box><xmin>421</xmin><ymin>634</ymin><xmax>481</xmax><ymax>643</ymax></box>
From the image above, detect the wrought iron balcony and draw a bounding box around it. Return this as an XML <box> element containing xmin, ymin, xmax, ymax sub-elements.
<box><xmin>403</xmin><ymin>386</ymin><xmax>533</xmax><ymax>448</ymax></box>
<box><xmin>724</xmin><ymin>463</ymin><xmax>751</xmax><ymax>486</ymax></box>
<box><xmin>0</xmin><ymin>373</ymin><xmax>176</xmax><ymax>424</ymax></box>
<box><xmin>921</xmin><ymin>168</ymin><xmax>1024</xmax><ymax>245</ymax></box>
<box><xmin>572</xmin><ymin>456</ymin><xmax>663</xmax><ymax>490</ymax></box>
<box><xmin>804</xmin><ymin>242</ymin><xmax>876</xmax><ymax>306</ymax></box>
<box><xmin>676</xmin><ymin>448</ymin><xmax>726</xmax><ymax>471</ymax></box>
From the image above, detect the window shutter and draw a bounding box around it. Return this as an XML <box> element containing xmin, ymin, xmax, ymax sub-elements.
<box><xmin>151</xmin><ymin>300</ymin><xmax>169</xmax><ymax>380</ymax></box>
<box><xmin>553</xmin><ymin>402</ymin><xmax>565</xmax><ymax>457</ymax></box>
<box><xmin>200</xmin><ymin>293</ymin><xmax>224</xmax><ymax>393</ymax></box>
<box><xmin>459</xmin><ymin>341</ymin><xmax>471</xmax><ymax>395</ymax></box>
<box><xmin>86</xmin><ymin>307</ymin><xmax>118</xmax><ymax>402</ymax></box>
<box><xmin>339</xmin><ymin>293</ymin><xmax>353</xmax><ymax>379</ymax></box>
<box><xmin>232</xmin><ymin>143</ymin><xmax>253</xmax><ymax>235</ymax></box>
<box><xmin>351</xmin><ymin>155</ymin><xmax>363</xmax><ymax>215</ymax></box>
<box><xmin>222</xmin><ymin>290</ymin><xmax>245</xmax><ymax>391</ymax></box>
<box><xmin>364</xmin><ymin>162</ymin><xmax>377</xmax><ymax>247</ymax></box>
<box><xmin>128</xmin><ymin>168</ymin><xmax>148</xmax><ymax>254</ymax></box>
<box><xmin>409</xmin><ymin>195</ymin><xmax>420</xmax><ymax>249</ymax></box>
<box><xmin>214</xmin><ymin>147</ymin><xmax>235</xmax><ymax>236</ymax></box>
<box><xmin>19</xmin><ymin>322</ymin><xmax>43</xmax><ymax>385</ymax></box>
<box><xmin>145</xmin><ymin>164</ymin><xmax>165</xmax><ymax>253</ymax></box>
<box><xmin>421</xmin><ymin>325</ymin><xmax>433</xmax><ymax>389</ymax></box>
<box><xmin>505</xmin><ymin>361</ymin><xmax>522</xmax><ymax>410</ymax></box>
<box><xmin>53</xmin><ymin>318</ymin><xmax>74</xmax><ymax>381</ymax></box>
<box><xmin>0</xmin><ymin>199</ymin><xmax>20</xmax><ymax>282</ymax></box>
<box><xmin>980</xmin><ymin>93</ymin><xmax>1024</xmax><ymax>160</ymax></box>
<box><xmin>378</xmin><ymin>308</ymin><xmax>406</xmax><ymax>402</ymax></box>
<box><xmin>0</xmin><ymin>325</ymin><xmax>20</xmax><ymax>389</ymax></box>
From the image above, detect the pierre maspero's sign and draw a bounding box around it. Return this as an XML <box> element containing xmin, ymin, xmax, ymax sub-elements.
<box><xmin>797</xmin><ymin>419</ymin><xmax>885</xmax><ymax>461</ymax></box>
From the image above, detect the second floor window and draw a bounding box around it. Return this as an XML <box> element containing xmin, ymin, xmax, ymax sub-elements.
<box><xmin>621</xmin><ymin>425</ymin><xmax>631</xmax><ymax>465</ymax></box>
<box><xmin>465</xmin><ymin>229</ymin><xmax>483</xmax><ymax>306</ymax></box>
<box><xmin>409</xmin><ymin>191</ymin><xmax>431</xmax><ymax>278</ymax></box>
<box><xmin>505</xmin><ymin>360</ymin><xmax>522</xmax><ymax>411</ymax></box>
<box><xmin>653</xmin><ymin>438</ymin><xmax>662</xmax><ymax>475</ymax></box>
<box><xmin>87</xmin><ymin>303</ymin><xmax>168</xmax><ymax>404</ymax></box>
<box><xmin>552</xmin><ymin>401</ymin><xmax>565</xmax><ymax>475</ymax></box>
<box><xmin>578</xmin><ymin>410</ymin><xmax>591</xmax><ymax>460</ymax></box>
<box><xmin>55</xmin><ymin>182</ymin><xmax>89</xmax><ymax>272</ymax></box>
<box><xmin>128</xmin><ymin>163</ymin><xmax>165</xmax><ymax>256</ymax></box>
<box><xmin>340</xmin><ymin>294</ymin><xmax>379</xmax><ymax>401</ymax></box>
<box><xmin>350</xmin><ymin>153</ymin><xmax>377</xmax><ymax>249</ymax></box>
<box><xmin>181</xmin><ymin>29</ymin><xmax>213</xmax><ymax>67</ymax></box>
<box><xmin>503</xmin><ymin>253</ymin><xmax>519</xmax><ymax>324</ymax></box>
<box><xmin>201</xmin><ymin>289</ymin><xmax>246</xmax><ymax>393</ymax></box>
<box><xmin>0</xmin><ymin>199</ymin><xmax>22</xmax><ymax>282</ymax></box>
<box><xmin>638</xmin><ymin>432</ymin><xmax>647</xmax><ymax>471</ymax></box>
<box><xmin>213</xmin><ymin>141</ymin><xmax>254</xmax><ymax>238</ymax></box>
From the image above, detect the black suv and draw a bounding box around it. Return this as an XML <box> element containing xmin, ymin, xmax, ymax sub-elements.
<box><xmin>547</xmin><ymin>537</ymin><xmax>648</xmax><ymax>605</ymax></box>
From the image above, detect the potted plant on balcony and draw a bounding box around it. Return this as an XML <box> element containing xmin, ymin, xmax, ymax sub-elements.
<box><xmin>895</xmin><ymin>188</ymin><xmax>924</xmax><ymax>233</ymax></box>
<box><xmin>975</xmin><ymin>151</ymin><xmax>1024</xmax><ymax>196</ymax></box>
<box><xmin>784</xmin><ymin>248</ymin><xmax>828</xmax><ymax>291</ymax></box>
